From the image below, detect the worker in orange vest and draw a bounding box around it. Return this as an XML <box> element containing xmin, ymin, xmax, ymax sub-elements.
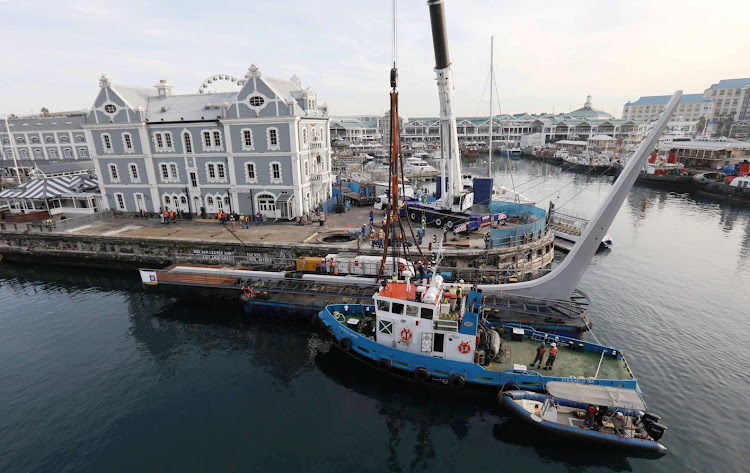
<box><xmin>544</xmin><ymin>342</ymin><xmax>558</xmax><ymax>370</ymax></box>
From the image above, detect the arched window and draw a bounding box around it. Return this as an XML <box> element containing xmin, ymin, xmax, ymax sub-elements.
<box><xmin>180</xmin><ymin>196</ymin><xmax>187</xmax><ymax>204</ymax></box>
<box><xmin>164</xmin><ymin>196</ymin><xmax>171</xmax><ymax>204</ymax></box>
<box><xmin>31</xmin><ymin>136</ymin><xmax>40</xmax><ymax>144</ymax></box>
<box><xmin>207</xmin><ymin>196</ymin><xmax>214</xmax><ymax>205</ymax></box>
<box><xmin>224</xmin><ymin>196</ymin><xmax>230</xmax><ymax>206</ymax></box>
<box><xmin>183</xmin><ymin>132</ymin><xmax>192</xmax><ymax>153</ymax></box>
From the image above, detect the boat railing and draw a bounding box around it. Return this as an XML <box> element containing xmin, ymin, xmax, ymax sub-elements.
<box><xmin>503</xmin><ymin>323</ymin><xmax>622</xmax><ymax>359</ymax></box>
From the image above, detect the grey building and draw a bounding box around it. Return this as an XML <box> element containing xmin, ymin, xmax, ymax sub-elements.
<box><xmin>84</xmin><ymin>64</ymin><xmax>333</xmax><ymax>220</ymax></box>
<box><xmin>0</xmin><ymin>114</ymin><xmax>91</xmax><ymax>183</ymax></box>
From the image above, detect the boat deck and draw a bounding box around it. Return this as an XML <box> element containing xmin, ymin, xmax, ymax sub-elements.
<box><xmin>485</xmin><ymin>334</ymin><xmax>631</xmax><ymax>380</ymax></box>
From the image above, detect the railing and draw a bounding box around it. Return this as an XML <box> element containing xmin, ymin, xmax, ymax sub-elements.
<box><xmin>53</xmin><ymin>210</ymin><xmax>115</xmax><ymax>232</ymax></box>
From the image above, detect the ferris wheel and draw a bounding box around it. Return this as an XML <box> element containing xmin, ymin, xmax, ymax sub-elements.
<box><xmin>198</xmin><ymin>74</ymin><xmax>242</xmax><ymax>94</ymax></box>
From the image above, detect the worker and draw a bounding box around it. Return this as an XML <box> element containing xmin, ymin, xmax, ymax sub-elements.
<box><xmin>544</xmin><ymin>342</ymin><xmax>558</xmax><ymax>370</ymax></box>
<box><xmin>531</xmin><ymin>342</ymin><xmax>546</xmax><ymax>369</ymax></box>
<box><xmin>170</xmin><ymin>210</ymin><xmax>175</xmax><ymax>223</ymax></box>
<box><xmin>455</xmin><ymin>284</ymin><xmax>463</xmax><ymax>310</ymax></box>
<box><xmin>361</xmin><ymin>224</ymin><xmax>367</xmax><ymax>241</ymax></box>
<box><xmin>217</xmin><ymin>210</ymin><xmax>222</xmax><ymax>224</ymax></box>
<box><xmin>369</xmin><ymin>209</ymin><xmax>374</xmax><ymax>225</ymax></box>
<box><xmin>442</xmin><ymin>224</ymin><xmax>448</xmax><ymax>243</ymax></box>
<box><xmin>417</xmin><ymin>260</ymin><xmax>426</xmax><ymax>280</ymax></box>
<box><xmin>484</xmin><ymin>231</ymin><xmax>492</xmax><ymax>249</ymax></box>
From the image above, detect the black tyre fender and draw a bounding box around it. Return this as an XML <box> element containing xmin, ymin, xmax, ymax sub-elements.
<box><xmin>410</xmin><ymin>212</ymin><xmax>417</xmax><ymax>221</ymax></box>
<box><xmin>448</xmin><ymin>373</ymin><xmax>465</xmax><ymax>389</ymax></box>
<box><xmin>414</xmin><ymin>367</ymin><xmax>430</xmax><ymax>382</ymax></box>
<box><xmin>377</xmin><ymin>358</ymin><xmax>392</xmax><ymax>372</ymax></box>
<box><xmin>434</xmin><ymin>217</ymin><xmax>443</xmax><ymax>227</ymax></box>
<box><xmin>339</xmin><ymin>338</ymin><xmax>352</xmax><ymax>352</ymax></box>
<box><xmin>445</xmin><ymin>220</ymin><xmax>454</xmax><ymax>229</ymax></box>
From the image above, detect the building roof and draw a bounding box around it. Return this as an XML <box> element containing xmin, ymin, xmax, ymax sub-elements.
<box><xmin>707</xmin><ymin>78</ymin><xmax>750</xmax><ymax>90</ymax></box>
<box><xmin>0</xmin><ymin>175</ymin><xmax>98</xmax><ymax>199</ymax></box>
<box><xmin>112</xmin><ymin>85</ymin><xmax>159</xmax><ymax>110</ymax></box>
<box><xmin>625</xmin><ymin>94</ymin><xmax>711</xmax><ymax>106</ymax></box>
<box><xmin>2</xmin><ymin>115</ymin><xmax>87</xmax><ymax>131</ymax></box>
<box><xmin>34</xmin><ymin>161</ymin><xmax>96</xmax><ymax>175</ymax></box>
<box><xmin>145</xmin><ymin>93</ymin><xmax>236</xmax><ymax>122</ymax></box>
<box><xmin>589</xmin><ymin>134</ymin><xmax>616</xmax><ymax>140</ymax></box>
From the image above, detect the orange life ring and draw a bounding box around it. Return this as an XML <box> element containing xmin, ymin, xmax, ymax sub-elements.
<box><xmin>401</xmin><ymin>328</ymin><xmax>412</xmax><ymax>341</ymax></box>
<box><xmin>458</xmin><ymin>341</ymin><xmax>471</xmax><ymax>354</ymax></box>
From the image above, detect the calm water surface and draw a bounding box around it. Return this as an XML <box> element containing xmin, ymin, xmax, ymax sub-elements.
<box><xmin>1</xmin><ymin>158</ymin><xmax>749</xmax><ymax>472</ymax></box>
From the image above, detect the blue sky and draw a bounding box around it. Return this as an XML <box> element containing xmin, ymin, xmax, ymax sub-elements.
<box><xmin>0</xmin><ymin>0</ymin><xmax>748</xmax><ymax>119</ymax></box>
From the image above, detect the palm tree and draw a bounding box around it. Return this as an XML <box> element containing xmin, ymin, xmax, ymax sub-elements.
<box><xmin>40</xmin><ymin>107</ymin><xmax>50</xmax><ymax>117</ymax></box>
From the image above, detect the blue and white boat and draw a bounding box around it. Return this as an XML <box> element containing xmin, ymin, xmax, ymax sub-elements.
<box><xmin>316</xmin><ymin>275</ymin><xmax>640</xmax><ymax>393</ymax></box>
<box><xmin>500</xmin><ymin>382</ymin><xmax>667</xmax><ymax>454</ymax></box>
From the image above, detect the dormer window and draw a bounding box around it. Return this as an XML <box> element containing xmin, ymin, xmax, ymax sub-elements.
<box><xmin>249</xmin><ymin>95</ymin><xmax>265</xmax><ymax>107</ymax></box>
<box><xmin>104</xmin><ymin>104</ymin><xmax>117</xmax><ymax>114</ymax></box>
<box><xmin>45</xmin><ymin>136</ymin><xmax>54</xmax><ymax>144</ymax></box>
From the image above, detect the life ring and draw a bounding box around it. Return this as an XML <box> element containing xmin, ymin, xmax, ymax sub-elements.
<box><xmin>377</xmin><ymin>358</ymin><xmax>392</xmax><ymax>372</ymax></box>
<box><xmin>339</xmin><ymin>338</ymin><xmax>352</xmax><ymax>352</ymax></box>
<box><xmin>414</xmin><ymin>367</ymin><xmax>430</xmax><ymax>382</ymax></box>
<box><xmin>458</xmin><ymin>341</ymin><xmax>472</xmax><ymax>354</ymax></box>
<box><xmin>401</xmin><ymin>328</ymin><xmax>413</xmax><ymax>341</ymax></box>
<box><xmin>448</xmin><ymin>373</ymin><xmax>465</xmax><ymax>388</ymax></box>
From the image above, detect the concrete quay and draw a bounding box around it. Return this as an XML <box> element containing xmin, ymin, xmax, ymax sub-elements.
<box><xmin>0</xmin><ymin>206</ymin><xmax>554</xmax><ymax>275</ymax></box>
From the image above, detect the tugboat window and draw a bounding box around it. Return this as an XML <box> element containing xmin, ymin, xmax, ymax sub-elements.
<box><xmin>406</xmin><ymin>305</ymin><xmax>419</xmax><ymax>317</ymax></box>
<box><xmin>391</xmin><ymin>303</ymin><xmax>404</xmax><ymax>315</ymax></box>
<box><xmin>377</xmin><ymin>300</ymin><xmax>389</xmax><ymax>312</ymax></box>
<box><xmin>420</xmin><ymin>308</ymin><xmax>434</xmax><ymax>319</ymax></box>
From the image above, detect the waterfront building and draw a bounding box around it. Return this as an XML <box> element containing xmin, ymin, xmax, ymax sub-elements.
<box><xmin>330</xmin><ymin>117</ymin><xmax>380</xmax><ymax>143</ymax></box>
<box><xmin>0</xmin><ymin>174</ymin><xmax>100</xmax><ymax>215</ymax></box>
<box><xmin>670</xmin><ymin>137</ymin><xmax>750</xmax><ymax>169</ymax></box>
<box><xmin>0</xmin><ymin>114</ymin><xmax>92</xmax><ymax>184</ymax></box>
<box><xmin>704</xmin><ymin>78</ymin><xmax>750</xmax><ymax>122</ymax></box>
<box><xmin>83</xmin><ymin>65</ymin><xmax>333</xmax><ymax>220</ymax></box>
<box><xmin>622</xmin><ymin>94</ymin><xmax>713</xmax><ymax>131</ymax></box>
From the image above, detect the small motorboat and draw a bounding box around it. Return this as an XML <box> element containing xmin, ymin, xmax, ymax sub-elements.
<box><xmin>500</xmin><ymin>381</ymin><xmax>667</xmax><ymax>454</ymax></box>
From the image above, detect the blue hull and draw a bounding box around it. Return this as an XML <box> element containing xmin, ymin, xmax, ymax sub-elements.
<box><xmin>317</xmin><ymin>304</ymin><xmax>640</xmax><ymax>393</ymax></box>
<box><xmin>501</xmin><ymin>390</ymin><xmax>667</xmax><ymax>454</ymax></box>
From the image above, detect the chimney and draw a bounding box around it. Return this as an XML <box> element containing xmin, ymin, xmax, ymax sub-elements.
<box><xmin>154</xmin><ymin>79</ymin><xmax>173</xmax><ymax>98</ymax></box>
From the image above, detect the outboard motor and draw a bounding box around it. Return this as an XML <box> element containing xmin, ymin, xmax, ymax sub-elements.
<box><xmin>642</xmin><ymin>412</ymin><xmax>661</xmax><ymax>426</ymax></box>
<box><xmin>646</xmin><ymin>422</ymin><xmax>667</xmax><ymax>441</ymax></box>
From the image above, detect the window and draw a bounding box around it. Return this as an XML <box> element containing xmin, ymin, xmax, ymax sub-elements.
<box><xmin>242</xmin><ymin>129</ymin><xmax>254</xmax><ymax>149</ymax></box>
<box><xmin>79</xmin><ymin>148</ymin><xmax>88</xmax><ymax>158</ymax></box>
<box><xmin>249</xmin><ymin>95</ymin><xmax>265</xmax><ymax>107</ymax></box>
<box><xmin>115</xmin><ymin>193</ymin><xmax>125</xmax><ymax>210</ymax></box>
<box><xmin>165</xmin><ymin>132</ymin><xmax>173</xmax><ymax>149</ymax></box>
<box><xmin>161</xmin><ymin>164</ymin><xmax>169</xmax><ymax>179</ymax></box>
<box><xmin>2</xmin><ymin>138</ymin><xmax>8</xmax><ymax>144</ymax></box>
<box><xmin>34</xmin><ymin>149</ymin><xmax>43</xmax><ymax>158</ymax></box>
<box><xmin>304</xmin><ymin>161</ymin><xmax>309</xmax><ymax>177</ymax></box>
<box><xmin>16</xmin><ymin>137</ymin><xmax>25</xmax><ymax>144</ymax></box>
<box><xmin>159</xmin><ymin>162</ymin><xmax>179</xmax><ymax>182</ymax></box>
<box><xmin>102</xmin><ymin>133</ymin><xmax>112</xmax><ymax>151</ymax></box>
<box><xmin>302</xmin><ymin>128</ymin><xmax>307</xmax><ymax>145</ymax></box>
<box><xmin>75</xmin><ymin>136</ymin><xmax>85</xmax><ymax>143</ymax></box>
<box><xmin>164</xmin><ymin>196</ymin><xmax>171</xmax><ymax>205</ymax></box>
<box><xmin>208</xmin><ymin>164</ymin><xmax>216</xmax><ymax>179</ymax></box>
<box><xmin>267</xmin><ymin>127</ymin><xmax>279</xmax><ymax>149</ymax></box>
<box><xmin>391</xmin><ymin>303</ymin><xmax>404</xmax><ymax>315</ymax></box>
<box><xmin>60</xmin><ymin>135</ymin><xmax>69</xmax><ymax>143</ymax></box>
<box><xmin>180</xmin><ymin>196</ymin><xmax>187</xmax><ymax>205</ymax></box>
<box><xmin>109</xmin><ymin>164</ymin><xmax>120</xmax><ymax>182</ymax></box>
<box><xmin>5</xmin><ymin>150</ymin><xmax>11</xmax><ymax>158</ymax></box>
<box><xmin>20</xmin><ymin>149</ymin><xmax>28</xmax><ymax>158</ymax></box>
<box><xmin>207</xmin><ymin>196</ymin><xmax>214</xmax><ymax>205</ymax></box>
<box><xmin>246</xmin><ymin>162</ymin><xmax>256</xmax><ymax>182</ymax></box>
<box><xmin>378</xmin><ymin>319</ymin><xmax>393</xmax><ymax>335</ymax></box>
<box><xmin>170</xmin><ymin>163</ymin><xmax>178</xmax><ymax>178</ymax></box>
<box><xmin>201</xmin><ymin>129</ymin><xmax>222</xmax><ymax>150</ymax></box>
<box><xmin>206</xmin><ymin>161</ymin><xmax>226</xmax><ymax>182</ymax></box>
<box><xmin>406</xmin><ymin>305</ymin><xmax>419</xmax><ymax>317</ymax></box>
<box><xmin>224</xmin><ymin>196</ymin><xmax>230</xmax><ymax>207</ymax></box>
<box><xmin>31</xmin><ymin>136</ymin><xmax>40</xmax><ymax>144</ymax></box>
<box><xmin>155</xmin><ymin>133</ymin><xmax>164</xmax><ymax>149</ymax></box>
<box><xmin>271</xmin><ymin>162</ymin><xmax>281</xmax><ymax>182</ymax></box>
<box><xmin>123</xmin><ymin>133</ymin><xmax>133</xmax><ymax>151</ymax></box>
<box><xmin>130</xmin><ymin>164</ymin><xmax>139</xmax><ymax>181</ymax></box>
<box><xmin>420</xmin><ymin>307</ymin><xmax>434</xmax><ymax>319</ymax></box>
<box><xmin>203</xmin><ymin>131</ymin><xmax>211</xmax><ymax>147</ymax></box>
<box><xmin>49</xmin><ymin>149</ymin><xmax>57</xmax><ymax>159</ymax></box>
<box><xmin>213</xmin><ymin>131</ymin><xmax>221</xmax><ymax>147</ymax></box>
<box><xmin>377</xmin><ymin>300</ymin><xmax>390</xmax><ymax>311</ymax></box>
<box><xmin>190</xmin><ymin>172</ymin><xmax>197</xmax><ymax>187</ymax></box>
<box><xmin>217</xmin><ymin>163</ymin><xmax>225</xmax><ymax>179</ymax></box>
<box><xmin>104</xmin><ymin>104</ymin><xmax>117</xmax><ymax>114</ymax></box>
<box><xmin>183</xmin><ymin>132</ymin><xmax>192</xmax><ymax>153</ymax></box>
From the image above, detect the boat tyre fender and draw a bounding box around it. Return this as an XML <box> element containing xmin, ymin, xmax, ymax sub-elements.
<box><xmin>448</xmin><ymin>373</ymin><xmax>465</xmax><ymax>389</ymax></box>
<box><xmin>339</xmin><ymin>338</ymin><xmax>352</xmax><ymax>352</ymax></box>
<box><xmin>500</xmin><ymin>383</ymin><xmax>519</xmax><ymax>392</ymax></box>
<box><xmin>410</xmin><ymin>212</ymin><xmax>417</xmax><ymax>221</ymax></box>
<box><xmin>377</xmin><ymin>358</ymin><xmax>392</xmax><ymax>372</ymax></box>
<box><xmin>414</xmin><ymin>367</ymin><xmax>430</xmax><ymax>382</ymax></box>
<box><xmin>434</xmin><ymin>217</ymin><xmax>442</xmax><ymax>227</ymax></box>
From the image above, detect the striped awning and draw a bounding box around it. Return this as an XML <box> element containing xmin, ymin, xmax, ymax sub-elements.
<box><xmin>0</xmin><ymin>176</ymin><xmax>98</xmax><ymax>199</ymax></box>
<box><xmin>454</xmin><ymin>223</ymin><xmax>468</xmax><ymax>233</ymax></box>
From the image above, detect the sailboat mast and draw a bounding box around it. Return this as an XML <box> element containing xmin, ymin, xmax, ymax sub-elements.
<box><xmin>488</xmin><ymin>35</ymin><xmax>494</xmax><ymax>177</ymax></box>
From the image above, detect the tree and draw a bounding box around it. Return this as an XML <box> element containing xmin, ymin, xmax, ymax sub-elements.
<box><xmin>40</xmin><ymin>107</ymin><xmax>50</xmax><ymax>117</ymax></box>
<box><xmin>696</xmin><ymin>116</ymin><xmax>707</xmax><ymax>133</ymax></box>
<box><xmin>8</xmin><ymin>113</ymin><xmax>17</xmax><ymax>119</ymax></box>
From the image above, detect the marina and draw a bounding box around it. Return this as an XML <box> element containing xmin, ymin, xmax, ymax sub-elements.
<box><xmin>0</xmin><ymin>0</ymin><xmax>748</xmax><ymax>471</ymax></box>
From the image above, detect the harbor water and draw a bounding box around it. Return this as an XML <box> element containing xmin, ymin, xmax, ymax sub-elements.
<box><xmin>1</xmin><ymin>157</ymin><xmax>749</xmax><ymax>472</ymax></box>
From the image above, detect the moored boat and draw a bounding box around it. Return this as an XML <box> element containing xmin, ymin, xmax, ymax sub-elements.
<box><xmin>693</xmin><ymin>162</ymin><xmax>750</xmax><ymax>204</ymax></box>
<box><xmin>316</xmin><ymin>275</ymin><xmax>639</xmax><ymax>394</ymax></box>
<box><xmin>500</xmin><ymin>382</ymin><xmax>667</xmax><ymax>454</ymax></box>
